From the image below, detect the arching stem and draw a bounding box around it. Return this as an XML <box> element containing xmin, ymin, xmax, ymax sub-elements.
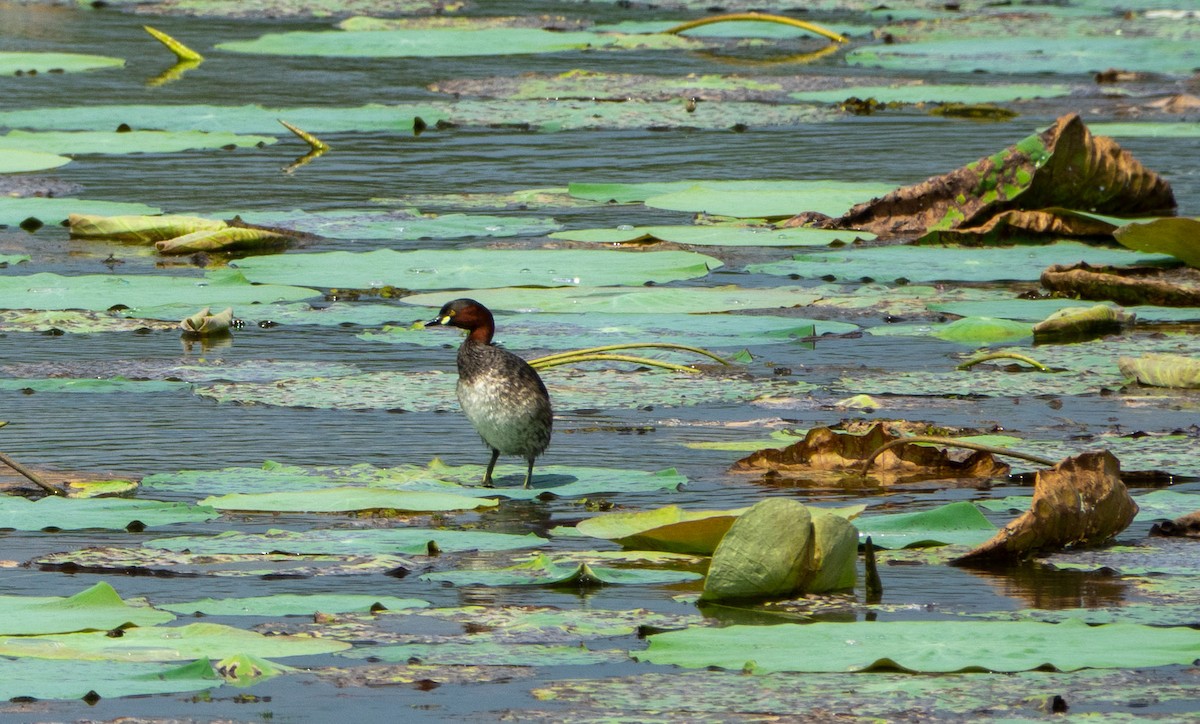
<box><xmin>664</xmin><ymin>13</ymin><xmax>848</xmax><ymax>44</ymax></box>
<box><xmin>861</xmin><ymin>436</ymin><xmax>1058</xmax><ymax>475</ymax></box>
<box><xmin>957</xmin><ymin>352</ymin><xmax>1051</xmax><ymax>372</ymax></box>
<box><xmin>531</xmin><ymin>342</ymin><xmax>731</xmax><ymax>367</ymax></box>
<box><xmin>532</xmin><ymin>353</ymin><xmax>702</xmax><ymax>373</ymax></box>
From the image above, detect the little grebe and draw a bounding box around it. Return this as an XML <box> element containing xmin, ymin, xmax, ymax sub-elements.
<box><xmin>427</xmin><ymin>299</ymin><xmax>552</xmax><ymax>488</ymax></box>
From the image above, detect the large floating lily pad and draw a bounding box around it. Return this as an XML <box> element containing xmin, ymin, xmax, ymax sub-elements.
<box><xmin>0</xmin><ymin>149</ymin><xmax>71</xmax><ymax>174</ymax></box>
<box><xmin>847</xmin><ymin>37</ymin><xmax>1200</xmax><ymax>76</ymax></box>
<box><xmin>231</xmin><ymin>249</ymin><xmax>720</xmax><ymax>289</ymax></box>
<box><xmin>198</xmin><ymin>487</ymin><xmax>499</xmax><ymax>513</ymax></box>
<box><xmin>550</xmin><ymin>224</ymin><xmax>872</xmax><ymax>246</ymax></box>
<box><xmin>0</xmin><ymin>130</ymin><xmax>276</xmax><ymax>155</ymax></box>
<box><xmin>0</xmin><ymin>582</ymin><xmax>175</xmax><ymax>635</ymax></box>
<box><xmin>640</xmin><ymin>619</ymin><xmax>1200</xmax><ymax>673</ymax></box>
<box><xmin>229</xmin><ymin>209</ymin><xmax>559</xmax><ymax>241</ymax></box>
<box><xmin>0</xmin><ymin>270</ymin><xmax>317</xmax><ymax>311</ymax></box>
<box><xmin>0</xmin><ymin>496</ymin><xmax>218</xmax><ymax>531</ymax></box>
<box><xmin>0</xmin><ymin>101</ymin><xmax>838</xmax><ymax>134</ymax></box>
<box><xmin>195</xmin><ymin>368</ymin><xmax>808</xmax><ymax>412</ymax></box>
<box><xmin>344</xmin><ymin>641</ymin><xmax>621</xmax><ymax>667</ymax></box>
<box><xmin>749</xmin><ymin>242</ymin><xmax>1172</xmax><ymax>283</ymax></box>
<box><xmin>364</xmin><ymin>312</ymin><xmax>855</xmax><ymax>350</ymax></box>
<box><xmin>0</xmin><ymin>622</ymin><xmax>350</xmax><ymax>662</ymax></box>
<box><xmin>401</xmin><ymin>285</ymin><xmax>822</xmax><ymax>314</ymax></box>
<box><xmin>789</xmin><ymin>83</ymin><xmax>1072</xmax><ymax>105</ymax></box>
<box><xmin>160</xmin><ymin>593</ymin><xmax>429</xmax><ymax>616</ymax></box>
<box><xmin>217</xmin><ymin>27</ymin><xmax>699</xmax><ymax>57</ymax></box>
<box><xmin>0</xmin><ymin>377</ymin><xmax>188</xmax><ymax>394</ymax></box>
<box><xmin>34</xmin><ymin>546</ymin><xmax>413</xmax><ymax>578</ymax></box>
<box><xmin>0</xmin><ymin>51</ymin><xmax>124</xmax><ymax>74</ymax></box>
<box><xmin>855</xmin><ymin>502</ymin><xmax>999</xmax><ymax>549</ymax></box>
<box><xmin>142</xmin><ymin>459</ymin><xmax>687</xmax><ymax>500</ymax></box>
<box><xmin>148</xmin><ymin>528</ymin><xmax>543</xmax><ymax>556</ymax></box>
<box><xmin>569</xmin><ymin>180</ymin><xmax>896</xmax><ymax>219</ymax></box>
<box><xmin>0</xmin><ymin>197</ymin><xmax>161</xmax><ymax>227</ymax></box>
<box><xmin>0</xmin><ymin>658</ymin><xmax>221</xmax><ymax>702</ymax></box>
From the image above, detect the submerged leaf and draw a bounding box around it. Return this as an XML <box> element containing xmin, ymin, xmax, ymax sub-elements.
<box><xmin>161</xmin><ymin>594</ymin><xmax>429</xmax><ymax>617</ymax></box>
<box><xmin>640</xmin><ymin>619</ymin><xmax>1200</xmax><ymax>673</ymax></box>
<box><xmin>420</xmin><ymin>552</ymin><xmax>700</xmax><ymax>587</ymax></box>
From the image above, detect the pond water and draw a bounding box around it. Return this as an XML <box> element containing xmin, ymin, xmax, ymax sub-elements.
<box><xmin>1</xmin><ymin>1</ymin><xmax>1199</xmax><ymax>720</ymax></box>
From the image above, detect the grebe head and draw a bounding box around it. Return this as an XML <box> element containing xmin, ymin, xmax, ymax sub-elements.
<box><xmin>427</xmin><ymin>298</ymin><xmax>495</xmax><ymax>344</ymax></box>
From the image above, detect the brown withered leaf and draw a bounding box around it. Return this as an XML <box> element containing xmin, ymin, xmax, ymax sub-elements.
<box><xmin>954</xmin><ymin>450</ymin><xmax>1138</xmax><ymax>565</ymax></box>
<box><xmin>1041</xmin><ymin>262</ymin><xmax>1200</xmax><ymax>307</ymax></box>
<box><xmin>923</xmin><ymin>208</ymin><xmax>1121</xmax><ymax>245</ymax></box>
<box><xmin>732</xmin><ymin>423</ymin><xmax>1009</xmax><ymax>484</ymax></box>
<box><xmin>798</xmin><ymin>113</ymin><xmax>1175</xmax><ymax>240</ymax></box>
<box><xmin>1150</xmin><ymin>510</ymin><xmax>1200</xmax><ymax>538</ymax></box>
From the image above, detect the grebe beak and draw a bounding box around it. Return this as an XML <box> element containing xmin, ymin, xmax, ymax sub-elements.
<box><xmin>427</xmin><ymin>314</ymin><xmax>452</xmax><ymax>326</ymax></box>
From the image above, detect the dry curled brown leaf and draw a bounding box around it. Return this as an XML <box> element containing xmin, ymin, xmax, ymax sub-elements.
<box><xmin>954</xmin><ymin>450</ymin><xmax>1138</xmax><ymax>564</ymax></box>
<box><xmin>732</xmin><ymin>423</ymin><xmax>1009</xmax><ymax>484</ymax></box>
<box><xmin>1041</xmin><ymin>262</ymin><xmax>1200</xmax><ymax>307</ymax></box>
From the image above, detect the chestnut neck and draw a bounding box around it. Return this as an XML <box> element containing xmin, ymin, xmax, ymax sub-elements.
<box><xmin>455</xmin><ymin>304</ymin><xmax>495</xmax><ymax>345</ymax></box>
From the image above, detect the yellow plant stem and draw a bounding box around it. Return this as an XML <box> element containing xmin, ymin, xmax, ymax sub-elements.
<box><xmin>143</xmin><ymin>26</ymin><xmax>204</xmax><ymax>62</ymax></box>
<box><xmin>957</xmin><ymin>352</ymin><xmax>1051</xmax><ymax>372</ymax></box>
<box><xmin>861</xmin><ymin>436</ymin><xmax>1058</xmax><ymax>475</ymax></box>
<box><xmin>532</xmin><ymin>353</ymin><xmax>701</xmax><ymax>373</ymax></box>
<box><xmin>278</xmin><ymin>119</ymin><xmax>331</xmax><ymax>152</ymax></box>
<box><xmin>532</xmin><ymin>342</ymin><xmax>731</xmax><ymax>367</ymax></box>
<box><xmin>664</xmin><ymin>13</ymin><xmax>847</xmax><ymax>44</ymax></box>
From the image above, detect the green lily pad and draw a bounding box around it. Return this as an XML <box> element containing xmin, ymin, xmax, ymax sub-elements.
<box><xmin>847</xmin><ymin>37</ymin><xmax>1200</xmax><ymax>76</ymax></box>
<box><xmin>0</xmin><ymin>130</ymin><xmax>275</xmax><ymax>155</ymax></box>
<box><xmin>0</xmin><ymin>149</ymin><xmax>71</xmax><ymax>173</ymax></box>
<box><xmin>231</xmin><ymin>249</ymin><xmax>720</xmax><ymax>289</ymax></box>
<box><xmin>0</xmin><ymin>254</ymin><xmax>30</xmax><ymax>267</ymax></box>
<box><xmin>0</xmin><ymin>582</ymin><xmax>175</xmax><ymax>635</ymax></box>
<box><xmin>550</xmin><ymin>224</ymin><xmax>873</xmax><ymax>246</ymax></box>
<box><xmin>1113</xmin><ymin>217</ymin><xmax>1200</xmax><ymax>268</ymax></box>
<box><xmin>0</xmin><ymin>658</ymin><xmax>221</xmax><ymax>701</ymax></box>
<box><xmin>0</xmin><ymin>51</ymin><xmax>124</xmax><ymax>74</ymax></box>
<box><xmin>195</xmin><ymin>368</ymin><xmax>809</xmax><ymax>412</ymax></box>
<box><xmin>148</xmin><ymin>528</ymin><xmax>544</xmax><ymax>556</ymax></box>
<box><xmin>569</xmin><ymin>180</ymin><xmax>896</xmax><ymax>219</ymax></box>
<box><xmin>33</xmin><ymin>546</ymin><xmax>413</xmax><ymax>579</ymax></box>
<box><xmin>228</xmin><ymin>209</ymin><xmax>559</xmax><ymax>241</ymax></box>
<box><xmin>363</xmin><ymin>313</ymin><xmax>855</xmax><ymax>350</ymax></box>
<box><xmin>160</xmin><ymin>594</ymin><xmax>429</xmax><ymax>616</ymax></box>
<box><xmin>401</xmin><ymin>285</ymin><xmax>823</xmax><ymax>314</ymax></box>
<box><xmin>0</xmin><ymin>197</ymin><xmax>161</xmax><ymax>227</ymax></box>
<box><xmin>575</xmin><ymin>505</ymin><xmax>749</xmax><ymax>555</ymax></box>
<box><xmin>789</xmin><ymin>83</ymin><xmax>1072</xmax><ymax>105</ymax></box>
<box><xmin>0</xmin><ymin>497</ymin><xmax>218</xmax><ymax>531</ymax></box>
<box><xmin>0</xmin><ymin>270</ymin><xmax>317</xmax><ymax>311</ymax></box>
<box><xmin>419</xmin><ymin>552</ymin><xmax>701</xmax><ymax>587</ymax></box>
<box><xmin>218</xmin><ymin>27</ymin><xmax>699</xmax><ymax>58</ymax></box>
<box><xmin>198</xmin><ymin>487</ymin><xmax>499</xmax><ymax>513</ymax></box>
<box><xmin>142</xmin><ymin>459</ymin><xmax>688</xmax><ymax>500</ymax></box>
<box><xmin>1091</xmin><ymin>122</ymin><xmax>1200</xmax><ymax>139</ymax></box>
<box><xmin>855</xmin><ymin>502</ymin><xmax>998</xmax><ymax>549</ymax></box>
<box><xmin>867</xmin><ymin>316</ymin><xmax>1033</xmax><ymax>345</ymax></box>
<box><xmin>0</xmin><ymin>377</ymin><xmax>189</xmax><ymax>394</ymax></box>
<box><xmin>118</xmin><ymin>0</ymin><xmax>456</xmax><ymax>17</ymax></box>
<box><xmin>640</xmin><ymin>619</ymin><xmax>1200</xmax><ymax>673</ymax></box>
<box><xmin>748</xmin><ymin>242</ymin><xmax>1173</xmax><ymax>283</ymax></box>
<box><xmin>532</xmin><ymin>668</ymin><xmax>1200</xmax><ymax>722</ymax></box>
<box><xmin>344</xmin><ymin>641</ymin><xmax>621</xmax><ymax>666</ymax></box>
<box><xmin>0</xmin><ymin>622</ymin><xmax>350</xmax><ymax>662</ymax></box>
